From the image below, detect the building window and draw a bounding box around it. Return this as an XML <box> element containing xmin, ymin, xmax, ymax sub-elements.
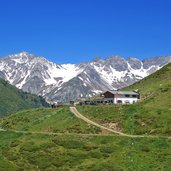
<box><xmin>125</xmin><ymin>94</ymin><xmax>130</xmax><ymax>97</ymax></box>
<box><xmin>117</xmin><ymin>100</ymin><xmax>122</xmax><ymax>104</ymax></box>
<box><xmin>125</xmin><ymin>100</ymin><xmax>130</xmax><ymax>104</ymax></box>
<box><xmin>132</xmin><ymin>95</ymin><xmax>137</xmax><ymax>98</ymax></box>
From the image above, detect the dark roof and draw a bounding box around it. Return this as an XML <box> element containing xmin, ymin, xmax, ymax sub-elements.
<box><xmin>104</xmin><ymin>90</ymin><xmax>139</xmax><ymax>95</ymax></box>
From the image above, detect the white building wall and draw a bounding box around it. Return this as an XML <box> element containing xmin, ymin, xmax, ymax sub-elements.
<box><xmin>114</xmin><ymin>97</ymin><xmax>139</xmax><ymax>104</ymax></box>
<box><xmin>104</xmin><ymin>97</ymin><xmax>139</xmax><ymax>104</ymax></box>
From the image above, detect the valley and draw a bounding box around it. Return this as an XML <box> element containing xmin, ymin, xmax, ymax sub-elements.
<box><xmin>1</xmin><ymin>0</ymin><xmax>171</xmax><ymax>170</ymax></box>
<box><xmin>0</xmin><ymin>56</ymin><xmax>170</xmax><ymax>170</ymax></box>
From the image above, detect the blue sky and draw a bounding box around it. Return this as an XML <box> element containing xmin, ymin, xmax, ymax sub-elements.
<box><xmin>0</xmin><ymin>0</ymin><xmax>171</xmax><ymax>63</ymax></box>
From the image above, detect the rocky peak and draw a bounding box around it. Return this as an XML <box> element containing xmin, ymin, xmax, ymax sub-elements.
<box><xmin>127</xmin><ymin>57</ymin><xmax>142</xmax><ymax>70</ymax></box>
<box><xmin>143</xmin><ymin>56</ymin><xmax>171</xmax><ymax>69</ymax></box>
<box><xmin>0</xmin><ymin>52</ymin><xmax>171</xmax><ymax>102</ymax></box>
<box><xmin>105</xmin><ymin>55</ymin><xmax>128</xmax><ymax>71</ymax></box>
<box><xmin>92</xmin><ymin>56</ymin><xmax>101</xmax><ymax>62</ymax></box>
<box><xmin>19</xmin><ymin>51</ymin><xmax>29</xmax><ymax>56</ymax></box>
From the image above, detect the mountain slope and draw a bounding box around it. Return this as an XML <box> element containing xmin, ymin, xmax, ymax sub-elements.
<box><xmin>0</xmin><ymin>78</ymin><xmax>49</xmax><ymax>117</ymax></box>
<box><xmin>123</xmin><ymin>62</ymin><xmax>171</xmax><ymax>107</ymax></box>
<box><xmin>0</xmin><ymin>52</ymin><xmax>171</xmax><ymax>102</ymax></box>
<box><xmin>77</xmin><ymin>63</ymin><xmax>171</xmax><ymax>136</ymax></box>
<box><xmin>47</xmin><ymin>64</ymin><xmax>113</xmax><ymax>102</ymax></box>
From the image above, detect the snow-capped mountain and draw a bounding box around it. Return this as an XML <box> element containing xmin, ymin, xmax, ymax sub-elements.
<box><xmin>0</xmin><ymin>52</ymin><xmax>171</xmax><ymax>102</ymax></box>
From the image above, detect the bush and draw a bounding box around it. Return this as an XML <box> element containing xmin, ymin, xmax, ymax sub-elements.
<box><xmin>100</xmin><ymin>146</ymin><xmax>116</xmax><ymax>154</ymax></box>
<box><xmin>88</xmin><ymin>149</ymin><xmax>102</xmax><ymax>159</ymax></box>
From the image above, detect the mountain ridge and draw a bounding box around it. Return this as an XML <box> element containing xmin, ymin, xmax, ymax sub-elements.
<box><xmin>0</xmin><ymin>52</ymin><xmax>171</xmax><ymax>102</ymax></box>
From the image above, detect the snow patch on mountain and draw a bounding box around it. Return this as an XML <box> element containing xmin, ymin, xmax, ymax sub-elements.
<box><xmin>0</xmin><ymin>52</ymin><xmax>171</xmax><ymax>102</ymax></box>
<box><xmin>127</xmin><ymin>62</ymin><xmax>147</xmax><ymax>78</ymax></box>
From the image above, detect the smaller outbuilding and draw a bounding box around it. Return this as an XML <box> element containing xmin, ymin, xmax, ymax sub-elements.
<box><xmin>103</xmin><ymin>90</ymin><xmax>140</xmax><ymax>104</ymax></box>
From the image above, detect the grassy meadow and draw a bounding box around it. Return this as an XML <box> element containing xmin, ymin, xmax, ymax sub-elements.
<box><xmin>77</xmin><ymin>104</ymin><xmax>171</xmax><ymax>136</ymax></box>
<box><xmin>0</xmin><ymin>131</ymin><xmax>170</xmax><ymax>171</ymax></box>
<box><xmin>0</xmin><ymin>107</ymin><xmax>101</xmax><ymax>134</ymax></box>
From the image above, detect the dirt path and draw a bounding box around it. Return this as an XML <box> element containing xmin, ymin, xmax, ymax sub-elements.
<box><xmin>0</xmin><ymin>108</ymin><xmax>170</xmax><ymax>139</ymax></box>
<box><xmin>0</xmin><ymin>128</ymin><xmax>123</xmax><ymax>137</ymax></box>
<box><xmin>70</xmin><ymin>107</ymin><xmax>171</xmax><ymax>139</ymax></box>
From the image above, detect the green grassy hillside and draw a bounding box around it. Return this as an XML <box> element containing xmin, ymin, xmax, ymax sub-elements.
<box><xmin>0</xmin><ymin>78</ymin><xmax>49</xmax><ymax>117</ymax></box>
<box><xmin>123</xmin><ymin>62</ymin><xmax>171</xmax><ymax>107</ymax></box>
<box><xmin>0</xmin><ymin>131</ymin><xmax>170</xmax><ymax>171</ymax></box>
<box><xmin>0</xmin><ymin>107</ymin><xmax>101</xmax><ymax>134</ymax></box>
<box><xmin>77</xmin><ymin>63</ymin><xmax>171</xmax><ymax>136</ymax></box>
